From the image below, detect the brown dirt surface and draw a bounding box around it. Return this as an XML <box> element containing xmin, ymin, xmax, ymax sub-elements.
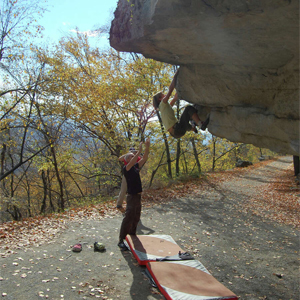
<box><xmin>0</xmin><ymin>156</ymin><xmax>299</xmax><ymax>299</ymax></box>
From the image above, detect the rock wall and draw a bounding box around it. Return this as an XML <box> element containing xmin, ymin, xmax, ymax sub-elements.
<box><xmin>110</xmin><ymin>0</ymin><xmax>299</xmax><ymax>155</ymax></box>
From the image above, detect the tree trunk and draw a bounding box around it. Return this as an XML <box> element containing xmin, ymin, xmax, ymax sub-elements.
<box><xmin>67</xmin><ymin>170</ymin><xmax>85</xmax><ymax>197</ymax></box>
<box><xmin>191</xmin><ymin>138</ymin><xmax>201</xmax><ymax>173</ymax></box>
<box><xmin>12</xmin><ymin>205</ymin><xmax>22</xmax><ymax>221</ymax></box>
<box><xmin>175</xmin><ymin>100</ymin><xmax>180</xmax><ymax>176</ymax></box>
<box><xmin>7</xmin><ymin>153</ymin><xmax>22</xmax><ymax>220</ymax></box>
<box><xmin>26</xmin><ymin>181</ymin><xmax>32</xmax><ymax>218</ymax></box>
<box><xmin>182</xmin><ymin>151</ymin><xmax>188</xmax><ymax>174</ymax></box>
<box><xmin>293</xmin><ymin>155</ymin><xmax>299</xmax><ymax>176</ymax></box>
<box><xmin>156</xmin><ymin>112</ymin><xmax>172</xmax><ymax>178</ymax></box>
<box><xmin>1</xmin><ymin>143</ymin><xmax>7</xmax><ymax>193</ymax></box>
<box><xmin>212</xmin><ymin>136</ymin><xmax>216</xmax><ymax>171</ymax></box>
<box><xmin>40</xmin><ymin>170</ymin><xmax>47</xmax><ymax>214</ymax></box>
<box><xmin>0</xmin><ymin>143</ymin><xmax>6</xmax><ymax>177</ymax></box>
<box><xmin>50</xmin><ymin>146</ymin><xmax>65</xmax><ymax>211</ymax></box>
<box><xmin>47</xmin><ymin>170</ymin><xmax>55</xmax><ymax>212</ymax></box>
<box><xmin>176</xmin><ymin>139</ymin><xmax>180</xmax><ymax>176</ymax></box>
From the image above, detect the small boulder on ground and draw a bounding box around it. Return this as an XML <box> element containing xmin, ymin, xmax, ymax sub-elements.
<box><xmin>236</xmin><ymin>160</ymin><xmax>253</xmax><ymax>168</ymax></box>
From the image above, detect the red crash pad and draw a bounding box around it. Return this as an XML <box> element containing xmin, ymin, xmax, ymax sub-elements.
<box><xmin>125</xmin><ymin>234</ymin><xmax>184</xmax><ymax>265</ymax></box>
<box><xmin>147</xmin><ymin>260</ymin><xmax>238</xmax><ymax>300</ymax></box>
<box><xmin>125</xmin><ymin>235</ymin><xmax>238</xmax><ymax>300</ymax></box>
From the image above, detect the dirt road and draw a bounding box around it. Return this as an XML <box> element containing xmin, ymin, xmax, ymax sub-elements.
<box><xmin>1</xmin><ymin>156</ymin><xmax>299</xmax><ymax>300</ymax></box>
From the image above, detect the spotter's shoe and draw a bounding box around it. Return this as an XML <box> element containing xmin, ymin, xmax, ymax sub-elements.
<box><xmin>118</xmin><ymin>241</ymin><xmax>129</xmax><ymax>251</ymax></box>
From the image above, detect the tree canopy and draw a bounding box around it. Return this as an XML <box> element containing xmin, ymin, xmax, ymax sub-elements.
<box><xmin>0</xmin><ymin>5</ymin><xmax>276</xmax><ymax>221</ymax></box>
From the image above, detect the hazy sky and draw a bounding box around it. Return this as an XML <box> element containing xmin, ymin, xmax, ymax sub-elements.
<box><xmin>39</xmin><ymin>0</ymin><xmax>119</xmax><ymax>48</ymax></box>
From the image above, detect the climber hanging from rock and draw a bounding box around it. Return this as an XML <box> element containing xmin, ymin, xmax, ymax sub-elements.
<box><xmin>152</xmin><ymin>69</ymin><xmax>209</xmax><ymax>139</ymax></box>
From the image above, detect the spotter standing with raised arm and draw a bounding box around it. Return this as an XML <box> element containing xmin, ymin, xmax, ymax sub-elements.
<box><xmin>118</xmin><ymin>138</ymin><xmax>150</xmax><ymax>250</ymax></box>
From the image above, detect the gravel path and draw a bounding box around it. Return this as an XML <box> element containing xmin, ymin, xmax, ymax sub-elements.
<box><xmin>1</xmin><ymin>156</ymin><xmax>299</xmax><ymax>300</ymax></box>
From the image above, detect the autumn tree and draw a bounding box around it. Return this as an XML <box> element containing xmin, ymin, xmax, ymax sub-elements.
<box><xmin>38</xmin><ymin>33</ymin><xmax>175</xmax><ymax>187</ymax></box>
<box><xmin>0</xmin><ymin>0</ymin><xmax>48</xmax><ymax>184</ymax></box>
<box><xmin>0</xmin><ymin>0</ymin><xmax>46</xmax><ymax>64</ymax></box>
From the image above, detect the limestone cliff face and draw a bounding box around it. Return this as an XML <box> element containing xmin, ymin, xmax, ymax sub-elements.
<box><xmin>110</xmin><ymin>0</ymin><xmax>299</xmax><ymax>155</ymax></box>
